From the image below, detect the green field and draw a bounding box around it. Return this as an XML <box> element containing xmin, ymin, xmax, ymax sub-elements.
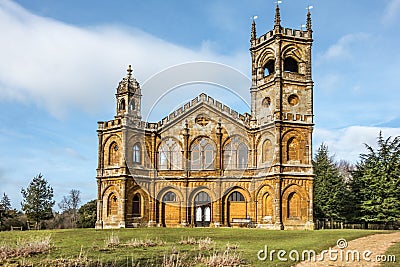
<box><xmin>0</xmin><ymin>228</ymin><xmax>390</xmax><ymax>266</ymax></box>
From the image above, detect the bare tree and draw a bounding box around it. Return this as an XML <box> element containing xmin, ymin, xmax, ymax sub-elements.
<box><xmin>58</xmin><ymin>189</ymin><xmax>81</xmax><ymax>227</ymax></box>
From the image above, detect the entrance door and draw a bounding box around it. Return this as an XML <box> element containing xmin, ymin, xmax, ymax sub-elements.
<box><xmin>195</xmin><ymin>204</ymin><xmax>211</xmax><ymax>227</ymax></box>
<box><xmin>194</xmin><ymin>192</ymin><xmax>211</xmax><ymax>227</ymax></box>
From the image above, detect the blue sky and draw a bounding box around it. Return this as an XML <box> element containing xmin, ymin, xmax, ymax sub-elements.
<box><xmin>0</xmin><ymin>0</ymin><xmax>399</xmax><ymax>209</ymax></box>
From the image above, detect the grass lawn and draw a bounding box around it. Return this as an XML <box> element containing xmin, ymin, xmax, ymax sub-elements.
<box><xmin>381</xmin><ymin>242</ymin><xmax>400</xmax><ymax>267</ymax></box>
<box><xmin>0</xmin><ymin>228</ymin><xmax>388</xmax><ymax>266</ymax></box>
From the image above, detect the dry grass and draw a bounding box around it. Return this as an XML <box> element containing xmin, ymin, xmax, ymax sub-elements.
<box><xmin>178</xmin><ymin>236</ymin><xmax>214</xmax><ymax>250</ymax></box>
<box><xmin>104</xmin><ymin>232</ymin><xmax>120</xmax><ymax>248</ymax></box>
<box><xmin>162</xmin><ymin>251</ymin><xmax>183</xmax><ymax>267</ymax></box>
<box><xmin>125</xmin><ymin>237</ymin><xmax>166</xmax><ymax>248</ymax></box>
<box><xmin>194</xmin><ymin>246</ymin><xmax>244</xmax><ymax>267</ymax></box>
<box><xmin>0</xmin><ymin>235</ymin><xmax>51</xmax><ymax>261</ymax></box>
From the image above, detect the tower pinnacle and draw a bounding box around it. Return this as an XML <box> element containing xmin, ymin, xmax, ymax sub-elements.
<box><xmin>251</xmin><ymin>18</ymin><xmax>257</xmax><ymax>40</ymax></box>
<box><xmin>127</xmin><ymin>64</ymin><xmax>133</xmax><ymax>78</ymax></box>
<box><xmin>306</xmin><ymin>8</ymin><xmax>312</xmax><ymax>32</ymax></box>
<box><xmin>274</xmin><ymin>4</ymin><xmax>281</xmax><ymax>27</ymax></box>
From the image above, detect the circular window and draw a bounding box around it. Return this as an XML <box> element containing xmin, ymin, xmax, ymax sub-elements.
<box><xmin>288</xmin><ymin>94</ymin><xmax>299</xmax><ymax>106</ymax></box>
<box><xmin>262</xmin><ymin>97</ymin><xmax>271</xmax><ymax>108</ymax></box>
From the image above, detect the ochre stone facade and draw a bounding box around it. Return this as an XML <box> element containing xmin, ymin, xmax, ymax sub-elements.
<box><xmin>96</xmin><ymin>7</ymin><xmax>315</xmax><ymax>230</ymax></box>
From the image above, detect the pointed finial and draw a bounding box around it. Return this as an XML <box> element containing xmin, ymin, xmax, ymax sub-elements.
<box><xmin>251</xmin><ymin>16</ymin><xmax>257</xmax><ymax>40</ymax></box>
<box><xmin>274</xmin><ymin>2</ymin><xmax>282</xmax><ymax>26</ymax></box>
<box><xmin>306</xmin><ymin>6</ymin><xmax>313</xmax><ymax>32</ymax></box>
<box><xmin>127</xmin><ymin>65</ymin><xmax>133</xmax><ymax>78</ymax></box>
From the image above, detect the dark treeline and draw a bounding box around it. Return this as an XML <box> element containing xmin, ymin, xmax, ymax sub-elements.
<box><xmin>313</xmin><ymin>132</ymin><xmax>400</xmax><ymax>229</ymax></box>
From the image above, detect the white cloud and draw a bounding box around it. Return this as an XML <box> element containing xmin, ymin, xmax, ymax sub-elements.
<box><xmin>317</xmin><ymin>33</ymin><xmax>370</xmax><ymax>62</ymax></box>
<box><xmin>0</xmin><ymin>0</ymin><xmax>248</xmax><ymax>118</ymax></box>
<box><xmin>382</xmin><ymin>0</ymin><xmax>400</xmax><ymax>25</ymax></box>
<box><xmin>314</xmin><ymin>126</ymin><xmax>400</xmax><ymax>163</ymax></box>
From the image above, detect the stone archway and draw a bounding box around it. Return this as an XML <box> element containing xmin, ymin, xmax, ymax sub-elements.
<box><xmin>193</xmin><ymin>191</ymin><xmax>211</xmax><ymax>227</ymax></box>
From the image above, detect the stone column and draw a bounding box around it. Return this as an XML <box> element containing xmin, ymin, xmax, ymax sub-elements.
<box><xmin>274</xmin><ymin>176</ymin><xmax>283</xmax><ymax>230</ymax></box>
<box><xmin>95</xmin><ymin>179</ymin><xmax>103</xmax><ymax>229</ymax></box>
<box><xmin>183</xmin><ymin>120</ymin><xmax>190</xmax><ymax>175</ymax></box>
<box><xmin>119</xmin><ymin>178</ymin><xmax>127</xmax><ymax>228</ymax></box>
<box><xmin>216</xmin><ymin>121</ymin><xmax>222</xmax><ymax>171</ymax></box>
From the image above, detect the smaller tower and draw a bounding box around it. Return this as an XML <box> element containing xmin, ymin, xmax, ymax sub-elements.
<box><xmin>115</xmin><ymin>65</ymin><xmax>142</xmax><ymax>120</ymax></box>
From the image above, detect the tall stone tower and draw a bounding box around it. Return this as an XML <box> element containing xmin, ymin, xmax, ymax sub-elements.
<box><xmin>249</xmin><ymin>5</ymin><xmax>314</xmax><ymax>229</ymax></box>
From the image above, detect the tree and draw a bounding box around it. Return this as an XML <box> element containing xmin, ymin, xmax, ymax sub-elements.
<box><xmin>21</xmin><ymin>173</ymin><xmax>55</xmax><ymax>229</ymax></box>
<box><xmin>58</xmin><ymin>189</ymin><xmax>81</xmax><ymax>227</ymax></box>
<box><xmin>76</xmin><ymin>200</ymin><xmax>97</xmax><ymax>228</ymax></box>
<box><xmin>0</xmin><ymin>193</ymin><xmax>12</xmax><ymax>229</ymax></box>
<box><xmin>353</xmin><ymin>133</ymin><xmax>400</xmax><ymax>226</ymax></box>
<box><xmin>313</xmin><ymin>144</ymin><xmax>348</xmax><ymax>220</ymax></box>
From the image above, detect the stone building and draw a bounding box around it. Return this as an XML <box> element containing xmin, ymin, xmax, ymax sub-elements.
<box><xmin>95</xmin><ymin>6</ymin><xmax>315</xmax><ymax>230</ymax></box>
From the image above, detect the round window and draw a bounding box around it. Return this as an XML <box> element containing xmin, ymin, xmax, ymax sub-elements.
<box><xmin>288</xmin><ymin>94</ymin><xmax>299</xmax><ymax>106</ymax></box>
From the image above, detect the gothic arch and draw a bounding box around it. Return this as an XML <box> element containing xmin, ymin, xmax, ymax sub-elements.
<box><xmin>188</xmin><ymin>186</ymin><xmax>216</xmax><ymax>204</ymax></box>
<box><xmin>126</xmin><ymin>134</ymin><xmax>148</xmax><ymax>167</ymax></box>
<box><xmin>281</xmin><ymin>184</ymin><xmax>309</xmax><ymax>222</ymax></box>
<box><xmin>157</xmin><ymin>137</ymin><xmax>183</xmax><ymax>170</ymax></box>
<box><xmin>282</xmin><ymin>130</ymin><xmax>307</xmax><ymax>164</ymax></box>
<box><xmin>281</xmin><ymin>44</ymin><xmax>305</xmax><ymax>62</ymax></box>
<box><xmin>157</xmin><ymin>187</ymin><xmax>183</xmax><ymax>227</ymax></box>
<box><xmin>256</xmin><ymin>184</ymin><xmax>275</xmax><ymax>223</ymax></box>
<box><xmin>223</xmin><ymin>135</ymin><xmax>249</xmax><ymax>170</ymax></box>
<box><xmin>126</xmin><ymin>186</ymin><xmax>150</xmax><ymax>222</ymax></box>
<box><xmin>222</xmin><ymin>186</ymin><xmax>251</xmax><ymax>226</ymax></box>
<box><xmin>102</xmin><ymin>186</ymin><xmax>121</xmax><ymax>220</ymax></box>
<box><xmin>190</xmin><ymin>136</ymin><xmax>216</xmax><ymax>170</ymax></box>
<box><xmin>102</xmin><ymin>135</ymin><xmax>122</xmax><ymax>167</ymax></box>
<box><xmin>119</xmin><ymin>99</ymin><xmax>126</xmax><ymax>111</ymax></box>
<box><xmin>256</xmin><ymin>47</ymin><xmax>276</xmax><ymax>68</ymax></box>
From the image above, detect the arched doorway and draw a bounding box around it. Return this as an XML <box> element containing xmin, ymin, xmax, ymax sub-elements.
<box><xmin>194</xmin><ymin>191</ymin><xmax>211</xmax><ymax>227</ymax></box>
<box><xmin>227</xmin><ymin>191</ymin><xmax>246</xmax><ymax>226</ymax></box>
<box><xmin>161</xmin><ymin>191</ymin><xmax>180</xmax><ymax>227</ymax></box>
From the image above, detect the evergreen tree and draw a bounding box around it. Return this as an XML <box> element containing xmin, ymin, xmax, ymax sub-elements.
<box><xmin>0</xmin><ymin>192</ymin><xmax>12</xmax><ymax>229</ymax></box>
<box><xmin>354</xmin><ymin>133</ymin><xmax>400</xmax><ymax>225</ymax></box>
<box><xmin>21</xmin><ymin>173</ymin><xmax>55</xmax><ymax>229</ymax></box>
<box><xmin>313</xmin><ymin>144</ymin><xmax>347</xmax><ymax>220</ymax></box>
<box><xmin>76</xmin><ymin>200</ymin><xmax>97</xmax><ymax>228</ymax></box>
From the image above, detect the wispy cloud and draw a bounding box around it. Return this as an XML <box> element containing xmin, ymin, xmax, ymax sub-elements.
<box><xmin>0</xmin><ymin>0</ymin><xmax>248</xmax><ymax>119</ymax></box>
<box><xmin>314</xmin><ymin>126</ymin><xmax>400</xmax><ymax>163</ymax></box>
<box><xmin>382</xmin><ymin>0</ymin><xmax>400</xmax><ymax>25</ymax></box>
<box><xmin>317</xmin><ymin>33</ymin><xmax>370</xmax><ymax>62</ymax></box>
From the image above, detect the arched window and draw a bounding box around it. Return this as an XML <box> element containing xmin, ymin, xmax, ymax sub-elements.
<box><xmin>284</xmin><ymin>57</ymin><xmax>299</xmax><ymax>73</ymax></box>
<box><xmin>191</xmin><ymin>138</ymin><xmax>215</xmax><ymax>170</ymax></box>
<box><xmin>133</xmin><ymin>143</ymin><xmax>141</xmax><ymax>163</ymax></box>
<box><xmin>129</xmin><ymin>100</ymin><xmax>135</xmax><ymax>111</ymax></box>
<box><xmin>107</xmin><ymin>193</ymin><xmax>118</xmax><ymax>216</ymax></box>
<box><xmin>223</xmin><ymin>137</ymin><xmax>248</xmax><ymax>170</ymax></box>
<box><xmin>162</xmin><ymin>191</ymin><xmax>177</xmax><ymax>202</ymax></box>
<box><xmin>119</xmin><ymin>99</ymin><xmax>126</xmax><ymax>111</ymax></box>
<box><xmin>262</xmin><ymin>139</ymin><xmax>273</xmax><ymax>162</ymax></box>
<box><xmin>194</xmin><ymin>191</ymin><xmax>211</xmax><ymax>204</ymax></box>
<box><xmin>264</xmin><ymin>59</ymin><xmax>275</xmax><ymax>76</ymax></box>
<box><xmin>109</xmin><ymin>142</ymin><xmax>119</xmax><ymax>166</ymax></box>
<box><xmin>264</xmin><ymin>194</ymin><xmax>273</xmax><ymax>217</ymax></box>
<box><xmin>287</xmin><ymin>137</ymin><xmax>300</xmax><ymax>162</ymax></box>
<box><xmin>287</xmin><ymin>192</ymin><xmax>300</xmax><ymax>218</ymax></box>
<box><xmin>228</xmin><ymin>191</ymin><xmax>245</xmax><ymax>202</ymax></box>
<box><xmin>158</xmin><ymin>139</ymin><xmax>182</xmax><ymax>170</ymax></box>
<box><xmin>238</xmin><ymin>143</ymin><xmax>248</xmax><ymax>169</ymax></box>
<box><xmin>132</xmin><ymin>193</ymin><xmax>140</xmax><ymax>217</ymax></box>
